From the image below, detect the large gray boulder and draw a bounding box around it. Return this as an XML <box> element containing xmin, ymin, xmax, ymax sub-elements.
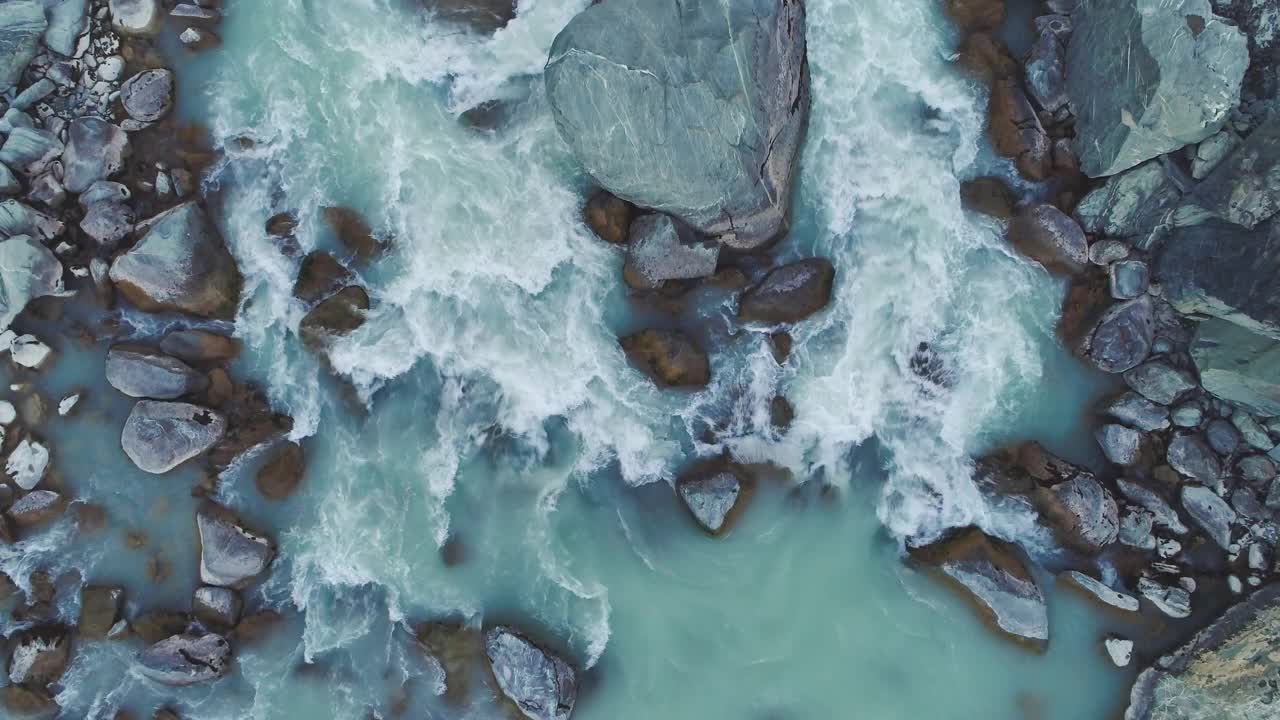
<box><xmin>1167</xmin><ymin>433</ymin><xmax>1223</xmax><ymax>486</ymax></box>
<box><xmin>1124</xmin><ymin>361</ymin><xmax>1198</xmax><ymax>405</ymax></box>
<box><xmin>0</xmin><ymin>235</ymin><xmax>62</xmax><ymax>332</ymax></box>
<box><xmin>105</xmin><ymin>345</ymin><xmax>208</xmax><ymax>399</ymax></box>
<box><xmin>1074</xmin><ymin>161</ymin><xmax>1181</xmax><ymax>250</ymax></box>
<box><xmin>0</xmin><ymin>1</ymin><xmax>46</xmax><ymax>91</ymax></box>
<box><xmin>1081</xmin><ymin>295</ymin><xmax>1155</xmax><ymax>373</ymax></box>
<box><xmin>1156</xmin><ymin>218</ymin><xmax>1280</xmax><ymax>339</ymax></box>
<box><xmin>1191</xmin><ymin>319</ymin><xmax>1280</xmax><ymax>416</ymax></box>
<box><xmin>61</xmin><ymin>117</ymin><xmax>128</xmax><ymax>194</ymax></box>
<box><xmin>1177</xmin><ymin>114</ymin><xmax>1280</xmax><ymax>229</ymax></box>
<box><xmin>1066</xmin><ymin>0</ymin><xmax>1248</xmax><ymax>177</ymax></box>
<box><xmin>910</xmin><ymin>528</ymin><xmax>1049</xmax><ymax>648</ymax></box>
<box><xmin>109</xmin><ymin>202</ymin><xmax>243</xmax><ymax>319</ymax></box>
<box><xmin>197</xmin><ymin>504</ymin><xmax>275</xmax><ymax>589</ymax></box>
<box><xmin>137</xmin><ymin>633</ymin><xmax>231</xmax><ymax>686</ymax></box>
<box><xmin>1126</xmin><ymin>583</ymin><xmax>1280</xmax><ymax>720</ymax></box>
<box><xmin>484</xmin><ymin>626</ymin><xmax>577</xmax><ymax>720</ymax></box>
<box><xmin>121</xmin><ymin>400</ymin><xmax>226</xmax><ymax>474</ymax></box>
<box><xmin>622</xmin><ymin>214</ymin><xmax>718</xmax><ymax>289</ymax></box>
<box><xmin>43</xmin><ymin>0</ymin><xmax>88</xmax><ymax>57</ymax></box>
<box><xmin>545</xmin><ymin>0</ymin><xmax>809</xmax><ymax>249</ymax></box>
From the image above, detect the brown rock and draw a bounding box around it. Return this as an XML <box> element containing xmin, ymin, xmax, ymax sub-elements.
<box><xmin>160</xmin><ymin>330</ymin><xmax>240</xmax><ymax>365</ymax></box>
<box><xmin>989</xmin><ymin>78</ymin><xmax>1052</xmax><ymax>181</ymax></box>
<box><xmin>583</xmin><ymin>191</ymin><xmax>633</xmax><ymax>245</ymax></box>
<box><xmin>231</xmin><ymin>610</ymin><xmax>283</xmax><ymax>646</ymax></box>
<box><xmin>299</xmin><ymin>286</ymin><xmax>369</xmax><ymax>346</ymax></box>
<box><xmin>944</xmin><ymin>0</ymin><xmax>1005</xmax><ymax>32</ymax></box>
<box><xmin>255</xmin><ymin>442</ymin><xmax>304</xmax><ymax>500</ymax></box>
<box><xmin>265</xmin><ymin>211</ymin><xmax>298</xmax><ymax>237</ymax></box>
<box><xmin>322</xmin><ymin>206</ymin><xmax>380</xmax><ymax>262</ymax></box>
<box><xmin>770</xmin><ymin>395</ymin><xmax>794</xmax><ymax>429</ymax></box>
<box><xmin>78</xmin><ymin>585</ymin><xmax>124</xmax><ymax>640</ymax></box>
<box><xmin>961</xmin><ymin>176</ymin><xmax>1016</xmax><ymax>219</ymax></box>
<box><xmin>619</xmin><ymin>329</ymin><xmax>710</xmax><ymax>388</ymax></box>
<box><xmin>204</xmin><ymin>367</ymin><xmax>233</xmax><ymax>407</ymax></box>
<box><xmin>1</xmin><ymin>684</ymin><xmax>56</xmax><ymax>717</ymax></box>
<box><xmin>292</xmin><ymin>251</ymin><xmax>355</xmax><ymax>305</ymax></box>
<box><xmin>769</xmin><ymin>331</ymin><xmax>792</xmax><ymax>365</ymax></box>
<box><xmin>130</xmin><ymin>611</ymin><xmax>189</xmax><ymax>644</ymax></box>
<box><xmin>957</xmin><ymin>33</ymin><xmax>1018</xmax><ymax>84</ymax></box>
<box><xmin>1006</xmin><ymin>204</ymin><xmax>1088</xmax><ymax>274</ymax></box>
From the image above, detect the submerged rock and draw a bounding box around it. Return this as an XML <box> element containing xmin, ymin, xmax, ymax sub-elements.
<box><xmin>78</xmin><ymin>585</ymin><xmax>123</xmax><ymax>640</ymax></box>
<box><xmin>622</xmin><ymin>214</ymin><xmax>719</xmax><ymax>289</ymax></box>
<box><xmin>422</xmin><ymin>0</ymin><xmax>516</xmax><ymax>32</ymax></box>
<box><xmin>137</xmin><ymin>633</ymin><xmax>231</xmax><ymax>686</ymax></box>
<box><xmin>619</xmin><ymin>329</ymin><xmax>709</xmax><ymax>388</ymax></box>
<box><xmin>298</xmin><ymin>286</ymin><xmax>369</xmax><ymax>344</ymax></box>
<box><xmin>1061</xmin><ymin>570</ymin><xmax>1140</xmax><ymax>612</ymax></box>
<box><xmin>676</xmin><ymin>464</ymin><xmax>745</xmax><ymax>535</ymax></box>
<box><xmin>121</xmin><ymin>400</ymin><xmax>226</xmax><ymax>474</ymax></box>
<box><xmin>1065</xmin><ymin>0</ymin><xmax>1247</xmax><ymax>177</ymax></box>
<box><xmin>160</xmin><ymin>330</ymin><xmax>240</xmax><ymax>365</ymax></box>
<box><xmin>545</xmin><ymin>0</ymin><xmax>809</xmax><ymax>249</ymax></box>
<box><xmin>1126</xmin><ymin>583</ymin><xmax>1280</xmax><ymax>719</ymax></box>
<box><xmin>0</xmin><ymin>235</ymin><xmax>63</xmax><ymax>332</ymax></box>
<box><xmin>105</xmin><ymin>345</ymin><xmax>208</xmax><ymax>399</ymax></box>
<box><xmin>255</xmin><ymin>442</ymin><xmax>304</xmax><ymax>500</ymax></box>
<box><xmin>737</xmin><ymin>259</ymin><xmax>835</xmax><ymax>325</ymax></box>
<box><xmin>484</xmin><ymin>626</ymin><xmax>577</xmax><ymax>720</ymax></box>
<box><xmin>292</xmin><ymin>251</ymin><xmax>355</xmax><ymax>305</ymax></box>
<box><xmin>911</xmin><ymin>528</ymin><xmax>1049</xmax><ymax>649</ymax></box>
<box><xmin>960</xmin><ymin>176</ymin><xmax>1016</xmax><ymax>219</ymax></box>
<box><xmin>196</xmin><ymin>503</ymin><xmax>275</xmax><ymax>589</ymax></box>
<box><xmin>7</xmin><ymin>626</ymin><xmax>69</xmax><ymax>685</ymax></box>
<box><xmin>321</xmin><ymin>206</ymin><xmax>379</xmax><ymax>262</ymax></box>
<box><xmin>109</xmin><ymin>202</ymin><xmax>243</xmax><ymax>319</ymax></box>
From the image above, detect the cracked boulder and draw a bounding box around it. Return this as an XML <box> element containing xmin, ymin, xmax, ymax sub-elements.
<box><xmin>121</xmin><ymin>400</ymin><xmax>226</xmax><ymax>474</ymax></box>
<box><xmin>137</xmin><ymin>633</ymin><xmax>231</xmax><ymax>686</ymax></box>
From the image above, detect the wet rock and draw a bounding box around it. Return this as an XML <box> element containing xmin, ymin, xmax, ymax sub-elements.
<box><xmin>1</xmin><ymin>684</ymin><xmax>55</xmax><ymax>717</ymax></box>
<box><xmin>61</xmin><ymin>118</ymin><xmax>128</xmax><ymax>194</ymax></box>
<box><xmin>544</xmin><ymin>0</ymin><xmax>809</xmax><ymax>250</ymax></box>
<box><xmin>177</xmin><ymin>26</ymin><xmax>219</xmax><ymax>51</ymax></box>
<box><xmin>1126</xmin><ymin>583</ymin><xmax>1280</xmax><ymax>719</ymax></box>
<box><xmin>196</xmin><ymin>503</ymin><xmax>275</xmax><ymax>589</ymax></box>
<box><xmin>619</xmin><ymin>329</ymin><xmax>709</xmax><ymax>388</ymax></box>
<box><xmin>43</xmin><ymin>0</ymin><xmax>87</xmax><ymax>57</ymax></box>
<box><xmin>131</xmin><ymin>611</ymin><xmax>189</xmax><ymax>645</ymax></box>
<box><xmin>0</xmin><ymin>1</ymin><xmax>46</xmax><ymax>91</ymax></box>
<box><xmin>265</xmin><ymin>211</ymin><xmax>297</xmax><ymax>238</ymax></box>
<box><xmin>622</xmin><ymin>214</ymin><xmax>718</xmax><ymax>289</ymax></box>
<box><xmin>582</xmin><ymin>191</ymin><xmax>632</xmax><ymax>245</ymax></box>
<box><xmin>1065</xmin><ymin>0</ymin><xmax>1247</xmax><ymax>177</ymax></box>
<box><xmin>7</xmin><ymin>490</ymin><xmax>65</xmax><ymax>527</ymax></box>
<box><xmin>1137</xmin><ymin>576</ymin><xmax>1192</xmax><ymax>619</ymax></box>
<box><xmin>1156</xmin><ymin>218</ymin><xmax>1280</xmax><ymax>339</ymax></box>
<box><xmin>1231</xmin><ymin>412</ymin><xmax>1273</xmax><ymax>451</ymax></box>
<box><xmin>106</xmin><ymin>345</ymin><xmax>208</xmax><ymax>399</ymax></box>
<box><xmin>422</xmin><ymin>0</ymin><xmax>517</xmax><ymax>32</ymax></box>
<box><xmin>292</xmin><ymin>251</ymin><xmax>355</xmax><ymax>305</ymax></box>
<box><xmin>109</xmin><ymin>202</ymin><xmax>243</xmax><ymax>319</ymax></box>
<box><xmin>1061</xmin><ymin>570</ymin><xmax>1141</xmax><ymax>612</ymax></box>
<box><xmin>0</xmin><ymin>235</ymin><xmax>63</xmax><ymax>333</ymax></box>
<box><xmin>11</xmin><ymin>334</ymin><xmax>52</xmax><ymax>370</ymax></box>
<box><xmin>121</xmin><ymin>400</ymin><xmax>226</xmax><ymax>474</ymax></box>
<box><xmin>957</xmin><ymin>32</ymin><xmax>1018</xmax><ymax>84</ymax></box>
<box><xmin>1023</xmin><ymin>21</ymin><xmax>1068</xmax><ymax>112</ymax></box>
<box><xmin>1073</xmin><ymin>161</ymin><xmax>1180</xmax><ymax>251</ymax></box>
<box><xmin>1124</xmin><ymin>360</ymin><xmax>1197</xmax><ymax>405</ymax></box>
<box><xmin>78</xmin><ymin>585</ymin><xmax>123</xmax><ymax>640</ymax></box>
<box><xmin>1181</xmin><ymin>485</ymin><xmax>1236</xmax><ymax>548</ymax></box>
<box><xmin>80</xmin><ymin>200</ymin><xmax>136</xmax><ymax>245</ymax></box>
<box><xmin>989</xmin><ymin>77</ymin><xmax>1052</xmax><ymax>181</ymax></box>
<box><xmin>321</xmin><ymin>206</ymin><xmax>379</xmax><ymax>262</ymax></box>
<box><xmin>1097</xmin><ymin>423</ymin><xmax>1143</xmax><ymax>466</ymax></box>
<box><xmin>298</xmin><ymin>286</ymin><xmax>369</xmax><ymax>345</ymax></box>
<box><xmin>1082</xmin><ymin>296</ymin><xmax>1155</xmax><ymax>373</ymax></box>
<box><xmin>910</xmin><ymin>528</ymin><xmax>1049</xmax><ymax>648</ymax></box>
<box><xmin>120</xmin><ymin>69</ymin><xmax>173</xmax><ymax>123</ymax></box>
<box><xmin>676</xmin><ymin>464</ymin><xmax>744</xmax><ymax>535</ymax></box>
<box><xmin>1190</xmin><ymin>319</ymin><xmax>1280</xmax><ymax>416</ymax></box>
<box><xmin>960</xmin><ymin>176</ymin><xmax>1016</xmax><ymax>219</ymax></box>
<box><xmin>1205</xmin><ymin>418</ymin><xmax>1241</xmax><ymax>455</ymax></box>
<box><xmin>1048</xmin><ymin>474</ymin><xmax>1120</xmax><ymax>552</ymax></box>
<box><xmin>159</xmin><ymin>330</ymin><xmax>240</xmax><ymax>365</ymax></box>
<box><xmin>1167</xmin><ymin>434</ymin><xmax>1223</xmax><ymax>486</ymax></box>
<box><xmin>483</xmin><ymin>626</ymin><xmax>577</xmax><ymax>720</ymax></box>
<box><xmin>0</xmin><ymin>200</ymin><xmax>62</xmax><ymax>239</ymax></box>
<box><xmin>1109</xmin><ymin>260</ymin><xmax>1149</xmax><ymax>300</ymax></box>
<box><xmin>737</xmin><ymin>259</ymin><xmax>835</xmax><ymax>325</ymax></box>
<box><xmin>1006</xmin><ymin>204</ymin><xmax>1088</xmax><ymax>275</ymax></box>
<box><xmin>1171</xmin><ymin>403</ymin><xmax>1204</xmax><ymax>428</ymax></box>
<box><xmin>1101</xmin><ymin>392</ymin><xmax>1170</xmax><ymax>432</ymax></box>
<box><xmin>255</xmin><ymin>442</ymin><xmax>303</xmax><ymax>500</ymax></box>
<box><xmin>137</xmin><ymin>633</ymin><xmax>230</xmax><ymax>686</ymax></box>
<box><xmin>192</xmin><ymin>586</ymin><xmax>241</xmax><ymax>631</ymax></box>
<box><xmin>7</xmin><ymin>626</ymin><xmax>69</xmax><ymax>684</ymax></box>
<box><xmin>1119</xmin><ymin>507</ymin><xmax>1156</xmax><ymax>549</ymax></box>
<box><xmin>1178</xmin><ymin>114</ymin><xmax>1280</xmax><ymax>229</ymax></box>
<box><xmin>109</xmin><ymin>0</ymin><xmax>161</xmax><ymax>36</ymax></box>
<box><xmin>943</xmin><ymin>0</ymin><xmax>1004</xmax><ymax>32</ymax></box>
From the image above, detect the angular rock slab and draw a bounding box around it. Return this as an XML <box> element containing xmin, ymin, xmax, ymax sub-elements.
<box><xmin>1191</xmin><ymin>318</ymin><xmax>1280</xmax><ymax>416</ymax></box>
<box><xmin>61</xmin><ymin>117</ymin><xmax>128</xmax><ymax>194</ymax></box>
<box><xmin>0</xmin><ymin>235</ymin><xmax>63</xmax><ymax>332</ymax></box>
<box><xmin>109</xmin><ymin>202</ymin><xmax>242</xmax><ymax>319</ymax></box>
<box><xmin>1066</xmin><ymin>0</ymin><xmax>1247</xmax><ymax>177</ymax></box>
<box><xmin>1157</xmin><ymin>218</ymin><xmax>1280</xmax><ymax>339</ymax></box>
<box><xmin>1179</xmin><ymin>113</ymin><xmax>1280</xmax><ymax>229</ymax></box>
<box><xmin>197</xmin><ymin>504</ymin><xmax>274</xmax><ymax>589</ymax></box>
<box><xmin>1126</xmin><ymin>583</ymin><xmax>1280</xmax><ymax>720</ymax></box>
<box><xmin>622</xmin><ymin>214</ymin><xmax>718</xmax><ymax>289</ymax></box>
<box><xmin>676</xmin><ymin>467</ymin><xmax>743</xmax><ymax>534</ymax></box>
<box><xmin>484</xmin><ymin>626</ymin><xmax>576</xmax><ymax>720</ymax></box>
<box><xmin>137</xmin><ymin>633</ymin><xmax>231</xmax><ymax>686</ymax></box>
<box><xmin>545</xmin><ymin>0</ymin><xmax>809</xmax><ymax>249</ymax></box>
<box><xmin>0</xmin><ymin>1</ymin><xmax>46</xmax><ymax>91</ymax></box>
<box><xmin>121</xmin><ymin>400</ymin><xmax>226</xmax><ymax>474</ymax></box>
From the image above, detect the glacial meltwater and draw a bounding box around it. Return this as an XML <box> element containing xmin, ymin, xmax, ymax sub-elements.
<box><xmin>3</xmin><ymin>0</ymin><xmax>1148</xmax><ymax>717</ymax></box>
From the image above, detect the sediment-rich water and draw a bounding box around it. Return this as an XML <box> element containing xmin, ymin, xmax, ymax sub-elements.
<box><xmin>3</xmin><ymin>1</ymin><xmax>1149</xmax><ymax>717</ymax></box>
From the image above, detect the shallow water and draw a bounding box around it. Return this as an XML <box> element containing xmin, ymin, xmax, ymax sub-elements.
<box><xmin>1</xmin><ymin>0</ymin><xmax>1150</xmax><ymax>718</ymax></box>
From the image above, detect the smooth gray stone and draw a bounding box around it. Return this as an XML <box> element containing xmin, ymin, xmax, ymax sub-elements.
<box><xmin>0</xmin><ymin>127</ymin><xmax>62</xmax><ymax>177</ymax></box>
<box><xmin>105</xmin><ymin>345</ymin><xmax>207</xmax><ymax>399</ymax></box>
<box><xmin>1178</xmin><ymin>113</ymin><xmax>1280</xmax><ymax>229</ymax></box>
<box><xmin>1097</xmin><ymin>423</ymin><xmax>1143</xmax><ymax>465</ymax></box>
<box><xmin>78</xmin><ymin>180</ymin><xmax>130</xmax><ymax>207</ymax></box>
<box><xmin>1205</xmin><ymin>418</ymin><xmax>1241</xmax><ymax>455</ymax></box>
<box><xmin>120</xmin><ymin>68</ymin><xmax>173</xmax><ymax>123</ymax></box>
<box><xmin>1119</xmin><ymin>507</ymin><xmax>1156</xmax><ymax>549</ymax></box>
<box><xmin>1024</xmin><ymin>26</ymin><xmax>1068</xmax><ymax>112</ymax></box>
<box><xmin>1061</xmin><ymin>570</ymin><xmax>1140</xmax><ymax>612</ymax></box>
<box><xmin>1191</xmin><ymin>319</ymin><xmax>1280</xmax><ymax>416</ymax></box>
<box><xmin>1089</xmin><ymin>239</ymin><xmax>1131</xmax><ymax>265</ymax></box>
<box><xmin>61</xmin><ymin>117</ymin><xmax>128</xmax><ymax>194</ymax></box>
<box><xmin>109</xmin><ymin>0</ymin><xmax>161</xmax><ymax>36</ymax></box>
<box><xmin>11</xmin><ymin>77</ymin><xmax>52</xmax><ymax>110</ymax></box>
<box><xmin>0</xmin><ymin>234</ymin><xmax>62</xmax><ymax>332</ymax></box>
<box><xmin>109</xmin><ymin>202</ymin><xmax>243</xmax><ymax>319</ymax></box>
<box><xmin>137</xmin><ymin>633</ymin><xmax>230</xmax><ymax>686</ymax></box>
<box><xmin>1101</xmin><ymin>392</ymin><xmax>1170</xmax><ymax>432</ymax></box>
<box><xmin>1125</xmin><ymin>584</ymin><xmax>1280</xmax><ymax>720</ymax></box>
<box><xmin>1065</xmin><ymin>0</ymin><xmax>1247</xmax><ymax>177</ymax></box>
<box><xmin>484</xmin><ymin>626</ymin><xmax>577</xmax><ymax>720</ymax></box>
<box><xmin>0</xmin><ymin>1</ymin><xmax>46</xmax><ymax>91</ymax></box>
<box><xmin>1157</xmin><ymin>218</ymin><xmax>1280</xmax><ymax>339</ymax></box>
<box><xmin>1110</xmin><ymin>260</ymin><xmax>1149</xmax><ymax>300</ymax></box>
<box><xmin>1124</xmin><ymin>361</ymin><xmax>1198</xmax><ymax>405</ymax></box>
<box><xmin>1171</xmin><ymin>402</ymin><xmax>1204</xmax><ymax>428</ymax></box>
<box><xmin>1083</xmin><ymin>295</ymin><xmax>1155</xmax><ymax>373</ymax></box>
<box><xmin>1007</xmin><ymin>203</ymin><xmax>1089</xmax><ymax>274</ymax></box>
<box><xmin>1181</xmin><ymin>484</ymin><xmax>1236</xmax><ymax>548</ymax></box>
<box><xmin>43</xmin><ymin>0</ymin><xmax>87</xmax><ymax>56</ymax></box>
<box><xmin>1074</xmin><ymin>161</ymin><xmax>1181</xmax><ymax>250</ymax></box>
<box><xmin>0</xmin><ymin>163</ymin><xmax>19</xmax><ymax>195</ymax></box>
<box><xmin>622</xmin><ymin>214</ymin><xmax>718</xmax><ymax>289</ymax></box>
<box><xmin>121</xmin><ymin>400</ymin><xmax>226</xmax><ymax>474</ymax></box>
<box><xmin>197</xmin><ymin>504</ymin><xmax>275</xmax><ymax>589</ymax></box>
<box><xmin>1168</xmin><ymin>434</ymin><xmax>1223</xmax><ymax>486</ymax></box>
<box><xmin>545</xmin><ymin>0</ymin><xmax>809</xmax><ymax>249</ymax></box>
<box><xmin>677</xmin><ymin>469</ymin><xmax>741</xmax><ymax>534</ymax></box>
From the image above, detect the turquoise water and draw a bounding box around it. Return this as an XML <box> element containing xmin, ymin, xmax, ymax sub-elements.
<box><xmin>1</xmin><ymin>0</ymin><xmax>1148</xmax><ymax>718</ymax></box>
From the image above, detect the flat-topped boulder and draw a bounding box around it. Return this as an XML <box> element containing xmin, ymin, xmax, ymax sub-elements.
<box><xmin>197</xmin><ymin>503</ymin><xmax>275</xmax><ymax>589</ymax></box>
<box><xmin>1126</xmin><ymin>583</ymin><xmax>1280</xmax><ymax>719</ymax></box>
<box><xmin>737</xmin><ymin>259</ymin><xmax>835</xmax><ymax>325</ymax></box>
<box><xmin>1157</xmin><ymin>218</ymin><xmax>1280</xmax><ymax>339</ymax></box>
<box><xmin>484</xmin><ymin>626</ymin><xmax>576</xmax><ymax>720</ymax></box>
<box><xmin>1080</xmin><ymin>295</ymin><xmax>1155</xmax><ymax>373</ymax></box>
<box><xmin>422</xmin><ymin>0</ymin><xmax>516</xmax><ymax>32</ymax></box>
<box><xmin>1178</xmin><ymin>114</ymin><xmax>1280</xmax><ymax>229</ymax></box>
<box><xmin>137</xmin><ymin>633</ymin><xmax>231</xmax><ymax>686</ymax></box>
<box><xmin>545</xmin><ymin>0</ymin><xmax>809</xmax><ymax>249</ymax></box>
<box><xmin>1066</xmin><ymin>0</ymin><xmax>1247</xmax><ymax>177</ymax></box>
<box><xmin>109</xmin><ymin>202</ymin><xmax>243</xmax><ymax>319</ymax></box>
<box><xmin>1191</xmin><ymin>319</ymin><xmax>1280</xmax><ymax>416</ymax></box>
<box><xmin>910</xmin><ymin>528</ymin><xmax>1049</xmax><ymax>649</ymax></box>
<box><xmin>121</xmin><ymin>400</ymin><xmax>226</xmax><ymax>474</ymax></box>
<box><xmin>0</xmin><ymin>235</ymin><xmax>63</xmax><ymax>333</ymax></box>
<box><xmin>106</xmin><ymin>345</ymin><xmax>208</xmax><ymax>399</ymax></box>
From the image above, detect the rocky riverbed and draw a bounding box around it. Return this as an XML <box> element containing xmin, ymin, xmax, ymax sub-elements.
<box><xmin>1</xmin><ymin>0</ymin><xmax>1279</xmax><ymax>718</ymax></box>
